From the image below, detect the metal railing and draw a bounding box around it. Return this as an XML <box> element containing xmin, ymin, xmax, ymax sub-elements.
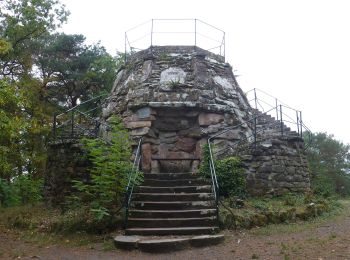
<box><xmin>125</xmin><ymin>19</ymin><xmax>226</xmax><ymax>61</ymax></box>
<box><xmin>52</xmin><ymin>94</ymin><xmax>107</xmax><ymax>141</ymax></box>
<box><xmin>206</xmin><ymin>89</ymin><xmax>313</xmax><ymax>205</ymax></box>
<box><xmin>124</xmin><ymin>137</ymin><xmax>143</xmax><ymax>229</ymax></box>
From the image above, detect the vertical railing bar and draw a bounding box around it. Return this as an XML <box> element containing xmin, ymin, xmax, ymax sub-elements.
<box><xmin>296</xmin><ymin>110</ymin><xmax>300</xmax><ymax>135</ymax></box>
<box><xmin>254</xmin><ymin>116</ymin><xmax>257</xmax><ymax>149</ymax></box>
<box><xmin>254</xmin><ymin>88</ymin><xmax>258</xmax><ymax>110</ymax></box>
<box><xmin>223</xmin><ymin>32</ymin><xmax>225</xmax><ymax>61</ymax></box>
<box><xmin>151</xmin><ymin>19</ymin><xmax>154</xmax><ymax>47</ymax></box>
<box><xmin>280</xmin><ymin>105</ymin><xmax>283</xmax><ymax>135</ymax></box>
<box><xmin>194</xmin><ymin>18</ymin><xmax>197</xmax><ymax>46</ymax></box>
<box><xmin>124</xmin><ymin>32</ymin><xmax>127</xmax><ymax>63</ymax></box>
<box><xmin>124</xmin><ymin>137</ymin><xmax>143</xmax><ymax>230</ymax></box>
<box><xmin>300</xmin><ymin>111</ymin><xmax>303</xmax><ymax>138</ymax></box>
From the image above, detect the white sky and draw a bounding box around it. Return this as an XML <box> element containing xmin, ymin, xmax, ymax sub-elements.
<box><xmin>60</xmin><ymin>0</ymin><xmax>350</xmax><ymax>144</ymax></box>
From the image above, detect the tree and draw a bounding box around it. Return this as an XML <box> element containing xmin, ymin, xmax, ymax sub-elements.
<box><xmin>307</xmin><ymin>132</ymin><xmax>350</xmax><ymax>196</ymax></box>
<box><xmin>0</xmin><ymin>0</ymin><xmax>69</xmax><ymax>78</ymax></box>
<box><xmin>35</xmin><ymin>33</ymin><xmax>117</xmax><ymax>108</ymax></box>
<box><xmin>0</xmin><ymin>0</ymin><xmax>68</xmax><ymax>181</ymax></box>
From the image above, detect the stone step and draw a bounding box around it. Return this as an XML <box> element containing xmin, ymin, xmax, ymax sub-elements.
<box><xmin>143</xmin><ymin>173</ymin><xmax>196</xmax><ymax>180</ymax></box>
<box><xmin>143</xmin><ymin>179</ymin><xmax>208</xmax><ymax>187</ymax></box>
<box><xmin>128</xmin><ymin>217</ymin><xmax>216</xmax><ymax>228</ymax></box>
<box><xmin>125</xmin><ymin>226</ymin><xmax>219</xmax><ymax>236</ymax></box>
<box><xmin>114</xmin><ymin>234</ymin><xmax>225</xmax><ymax>252</ymax></box>
<box><xmin>131</xmin><ymin>200</ymin><xmax>215</xmax><ymax>210</ymax></box>
<box><xmin>132</xmin><ymin>193</ymin><xmax>214</xmax><ymax>202</ymax></box>
<box><xmin>135</xmin><ymin>185</ymin><xmax>212</xmax><ymax>193</ymax></box>
<box><xmin>128</xmin><ymin>209</ymin><xmax>217</xmax><ymax>218</ymax></box>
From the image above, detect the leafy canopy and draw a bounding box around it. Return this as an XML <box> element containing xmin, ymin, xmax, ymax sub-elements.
<box><xmin>307</xmin><ymin>132</ymin><xmax>350</xmax><ymax>197</ymax></box>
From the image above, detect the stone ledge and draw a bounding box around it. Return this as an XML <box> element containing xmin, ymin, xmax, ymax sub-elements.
<box><xmin>114</xmin><ymin>234</ymin><xmax>225</xmax><ymax>253</ymax></box>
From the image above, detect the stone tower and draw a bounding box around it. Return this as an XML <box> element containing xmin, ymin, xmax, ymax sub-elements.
<box><xmin>101</xmin><ymin>46</ymin><xmax>310</xmax><ymax>195</ymax></box>
<box><xmin>102</xmin><ymin>46</ymin><xmax>252</xmax><ymax>171</ymax></box>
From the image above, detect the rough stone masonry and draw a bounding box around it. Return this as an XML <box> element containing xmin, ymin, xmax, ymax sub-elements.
<box><xmin>99</xmin><ymin>45</ymin><xmax>310</xmax><ymax>196</ymax></box>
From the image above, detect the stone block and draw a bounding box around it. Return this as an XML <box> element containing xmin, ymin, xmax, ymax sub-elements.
<box><xmin>198</xmin><ymin>113</ymin><xmax>224</xmax><ymax>126</ymax></box>
<box><xmin>175</xmin><ymin>138</ymin><xmax>197</xmax><ymax>153</ymax></box>
<box><xmin>131</xmin><ymin>127</ymin><xmax>149</xmax><ymax>136</ymax></box>
<box><xmin>141</xmin><ymin>143</ymin><xmax>152</xmax><ymax>172</ymax></box>
<box><xmin>126</xmin><ymin>121</ymin><xmax>152</xmax><ymax>129</ymax></box>
<box><xmin>151</xmin><ymin>160</ymin><xmax>160</xmax><ymax>173</ymax></box>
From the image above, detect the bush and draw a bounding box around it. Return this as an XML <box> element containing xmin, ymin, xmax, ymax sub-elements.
<box><xmin>0</xmin><ymin>179</ymin><xmax>19</xmax><ymax>207</ymax></box>
<box><xmin>0</xmin><ymin>176</ymin><xmax>43</xmax><ymax>207</ymax></box>
<box><xmin>71</xmin><ymin>116</ymin><xmax>142</xmax><ymax>221</ymax></box>
<box><xmin>200</xmin><ymin>144</ymin><xmax>246</xmax><ymax>198</ymax></box>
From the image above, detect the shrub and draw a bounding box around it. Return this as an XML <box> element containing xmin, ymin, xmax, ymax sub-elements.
<box><xmin>0</xmin><ymin>179</ymin><xmax>18</xmax><ymax>207</ymax></box>
<box><xmin>200</xmin><ymin>144</ymin><xmax>246</xmax><ymax>198</ymax></box>
<box><xmin>71</xmin><ymin>116</ymin><xmax>142</xmax><ymax>220</ymax></box>
<box><xmin>0</xmin><ymin>176</ymin><xmax>43</xmax><ymax>207</ymax></box>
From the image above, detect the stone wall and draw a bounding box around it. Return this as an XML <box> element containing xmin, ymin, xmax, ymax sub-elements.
<box><xmin>242</xmin><ymin>136</ymin><xmax>310</xmax><ymax>196</ymax></box>
<box><xmin>44</xmin><ymin>141</ymin><xmax>89</xmax><ymax>207</ymax></box>
<box><xmin>101</xmin><ymin>46</ymin><xmax>253</xmax><ymax>173</ymax></box>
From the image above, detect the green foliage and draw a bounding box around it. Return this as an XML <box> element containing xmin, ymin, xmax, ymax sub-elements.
<box><xmin>36</xmin><ymin>33</ymin><xmax>118</xmax><ymax>108</ymax></box>
<box><xmin>0</xmin><ymin>179</ymin><xmax>19</xmax><ymax>207</ymax></box>
<box><xmin>200</xmin><ymin>144</ymin><xmax>246</xmax><ymax>198</ymax></box>
<box><xmin>12</xmin><ymin>175</ymin><xmax>43</xmax><ymax>205</ymax></box>
<box><xmin>71</xmin><ymin>117</ymin><xmax>139</xmax><ymax>220</ymax></box>
<box><xmin>0</xmin><ymin>176</ymin><xmax>43</xmax><ymax>207</ymax></box>
<box><xmin>0</xmin><ymin>0</ymin><xmax>69</xmax><ymax>77</ymax></box>
<box><xmin>306</xmin><ymin>132</ymin><xmax>350</xmax><ymax>197</ymax></box>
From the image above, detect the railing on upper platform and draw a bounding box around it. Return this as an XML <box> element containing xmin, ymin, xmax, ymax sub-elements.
<box><xmin>125</xmin><ymin>19</ymin><xmax>226</xmax><ymax>61</ymax></box>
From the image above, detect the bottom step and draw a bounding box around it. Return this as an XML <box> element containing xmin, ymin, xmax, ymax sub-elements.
<box><xmin>125</xmin><ymin>226</ymin><xmax>219</xmax><ymax>236</ymax></box>
<box><xmin>114</xmin><ymin>234</ymin><xmax>225</xmax><ymax>252</ymax></box>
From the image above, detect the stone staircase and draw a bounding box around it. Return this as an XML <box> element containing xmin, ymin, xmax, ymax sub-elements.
<box><xmin>252</xmin><ymin>108</ymin><xmax>299</xmax><ymax>138</ymax></box>
<box><xmin>125</xmin><ymin>172</ymin><xmax>219</xmax><ymax>236</ymax></box>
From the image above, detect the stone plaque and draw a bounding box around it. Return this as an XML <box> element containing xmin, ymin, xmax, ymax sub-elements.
<box><xmin>136</xmin><ymin>107</ymin><xmax>151</xmax><ymax>119</ymax></box>
<box><xmin>160</xmin><ymin>67</ymin><xmax>186</xmax><ymax>86</ymax></box>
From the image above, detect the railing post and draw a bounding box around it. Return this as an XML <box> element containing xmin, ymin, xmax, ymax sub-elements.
<box><xmin>254</xmin><ymin>88</ymin><xmax>257</xmax><ymax>110</ymax></box>
<box><xmin>275</xmin><ymin>98</ymin><xmax>279</xmax><ymax>120</ymax></box>
<box><xmin>280</xmin><ymin>105</ymin><xmax>283</xmax><ymax>135</ymax></box>
<box><xmin>53</xmin><ymin>113</ymin><xmax>57</xmax><ymax>140</ymax></box>
<box><xmin>300</xmin><ymin>111</ymin><xmax>303</xmax><ymax>138</ymax></box>
<box><xmin>151</xmin><ymin>19</ymin><xmax>154</xmax><ymax>47</ymax></box>
<box><xmin>223</xmin><ymin>32</ymin><xmax>226</xmax><ymax>61</ymax></box>
<box><xmin>194</xmin><ymin>18</ymin><xmax>197</xmax><ymax>46</ymax></box>
<box><xmin>124</xmin><ymin>32</ymin><xmax>127</xmax><ymax>63</ymax></box>
<box><xmin>71</xmin><ymin>111</ymin><xmax>74</xmax><ymax>138</ymax></box>
<box><xmin>296</xmin><ymin>110</ymin><xmax>300</xmax><ymax>135</ymax></box>
<box><xmin>254</xmin><ymin>116</ymin><xmax>257</xmax><ymax>149</ymax></box>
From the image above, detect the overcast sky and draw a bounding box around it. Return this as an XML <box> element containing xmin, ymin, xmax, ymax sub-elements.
<box><xmin>60</xmin><ymin>0</ymin><xmax>350</xmax><ymax>144</ymax></box>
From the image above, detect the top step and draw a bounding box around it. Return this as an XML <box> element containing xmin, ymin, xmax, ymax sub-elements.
<box><xmin>144</xmin><ymin>173</ymin><xmax>197</xmax><ymax>180</ymax></box>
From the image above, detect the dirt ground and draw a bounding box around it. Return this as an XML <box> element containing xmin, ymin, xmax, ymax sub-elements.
<box><xmin>1</xmin><ymin>201</ymin><xmax>350</xmax><ymax>260</ymax></box>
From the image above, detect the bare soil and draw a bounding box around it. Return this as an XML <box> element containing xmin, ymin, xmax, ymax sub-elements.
<box><xmin>1</xmin><ymin>201</ymin><xmax>350</xmax><ymax>260</ymax></box>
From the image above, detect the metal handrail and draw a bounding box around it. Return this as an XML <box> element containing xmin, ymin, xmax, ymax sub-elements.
<box><xmin>125</xmin><ymin>19</ymin><xmax>226</xmax><ymax>61</ymax></box>
<box><xmin>56</xmin><ymin>94</ymin><xmax>107</xmax><ymax>117</ymax></box>
<box><xmin>124</xmin><ymin>137</ymin><xmax>143</xmax><ymax>229</ymax></box>
<box><xmin>52</xmin><ymin>94</ymin><xmax>108</xmax><ymax>140</ymax></box>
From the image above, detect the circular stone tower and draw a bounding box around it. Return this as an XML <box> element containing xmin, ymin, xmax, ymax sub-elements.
<box><xmin>102</xmin><ymin>46</ymin><xmax>254</xmax><ymax>173</ymax></box>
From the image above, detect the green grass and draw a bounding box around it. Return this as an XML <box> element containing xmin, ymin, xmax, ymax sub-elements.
<box><xmin>250</xmin><ymin>199</ymin><xmax>346</xmax><ymax>236</ymax></box>
<box><xmin>0</xmin><ymin>204</ymin><xmax>119</xmax><ymax>249</ymax></box>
